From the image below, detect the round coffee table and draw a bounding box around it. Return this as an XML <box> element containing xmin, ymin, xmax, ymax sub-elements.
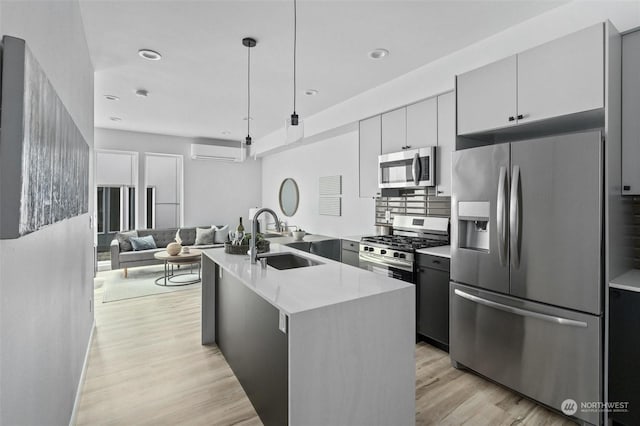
<box><xmin>154</xmin><ymin>249</ymin><xmax>202</xmax><ymax>286</ymax></box>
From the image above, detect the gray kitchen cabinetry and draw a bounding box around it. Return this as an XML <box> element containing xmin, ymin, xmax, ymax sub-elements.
<box><xmin>406</xmin><ymin>97</ymin><xmax>438</xmax><ymax>151</ymax></box>
<box><xmin>358</xmin><ymin>115</ymin><xmax>381</xmax><ymax>198</ymax></box>
<box><xmin>623</xmin><ymin>30</ymin><xmax>640</xmax><ymax>195</ymax></box>
<box><xmin>381</xmin><ymin>107</ymin><xmax>407</xmax><ymax>154</ymax></box>
<box><xmin>517</xmin><ymin>23</ymin><xmax>603</xmax><ymax>125</ymax></box>
<box><xmin>457</xmin><ymin>23</ymin><xmax>604</xmax><ymax>136</ymax></box>
<box><xmin>436</xmin><ymin>92</ymin><xmax>455</xmax><ymax>196</ymax></box>
<box><xmin>341</xmin><ymin>239</ymin><xmax>359</xmax><ymax>268</ymax></box>
<box><xmin>417</xmin><ymin>253</ymin><xmax>450</xmax><ymax>349</ymax></box>
<box><xmin>457</xmin><ymin>55</ymin><xmax>517</xmax><ymax>135</ymax></box>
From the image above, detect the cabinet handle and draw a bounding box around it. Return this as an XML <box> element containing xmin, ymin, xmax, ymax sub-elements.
<box><xmin>517</xmin><ymin>114</ymin><xmax>524</xmax><ymax>120</ymax></box>
<box><xmin>418</xmin><ymin>268</ymin><xmax>425</xmax><ymax>273</ymax></box>
<box><xmin>405</xmin><ymin>145</ymin><xmax>411</xmax><ymax>149</ymax></box>
<box><xmin>624</xmin><ymin>185</ymin><xmax>631</xmax><ymax>191</ymax></box>
<box><xmin>508</xmin><ymin>116</ymin><xmax>515</xmax><ymax>122</ymax></box>
<box><xmin>433</xmin><ymin>260</ymin><xmax>441</xmax><ymax>264</ymax></box>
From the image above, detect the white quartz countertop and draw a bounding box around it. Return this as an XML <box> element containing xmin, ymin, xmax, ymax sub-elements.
<box><xmin>610</xmin><ymin>269</ymin><xmax>640</xmax><ymax>293</ymax></box>
<box><xmin>416</xmin><ymin>245</ymin><xmax>451</xmax><ymax>258</ymax></box>
<box><xmin>202</xmin><ymin>244</ymin><xmax>413</xmax><ymax>315</ymax></box>
<box><xmin>265</xmin><ymin>234</ymin><xmax>337</xmax><ymax>245</ymax></box>
<box><xmin>340</xmin><ymin>235</ymin><xmax>368</xmax><ymax>243</ymax></box>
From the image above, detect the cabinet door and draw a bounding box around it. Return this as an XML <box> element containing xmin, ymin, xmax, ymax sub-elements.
<box><xmin>406</xmin><ymin>98</ymin><xmax>437</xmax><ymax>151</ymax></box>
<box><xmin>609</xmin><ymin>288</ymin><xmax>640</xmax><ymax>426</ymax></box>
<box><xmin>417</xmin><ymin>265</ymin><xmax>449</xmax><ymax>346</ymax></box>
<box><xmin>341</xmin><ymin>249</ymin><xmax>359</xmax><ymax>268</ymax></box>
<box><xmin>359</xmin><ymin>116</ymin><xmax>381</xmax><ymax>198</ymax></box>
<box><xmin>381</xmin><ymin>107</ymin><xmax>407</xmax><ymax>154</ymax></box>
<box><xmin>436</xmin><ymin>92</ymin><xmax>455</xmax><ymax>196</ymax></box>
<box><xmin>456</xmin><ymin>55</ymin><xmax>517</xmax><ymax>135</ymax></box>
<box><xmin>517</xmin><ymin>23</ymin><xmax>604</xmax><ymax>125</ymax></box>
<box><xmin>623</xmin><ymin>30</ymin><xmax>640</xmax><ymax>195</ymax></box>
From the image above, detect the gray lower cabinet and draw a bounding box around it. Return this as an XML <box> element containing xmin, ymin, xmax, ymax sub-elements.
<box><xmin>341</xmin><ymin>239</ymin><xmax>360</xmax><ymax>268</ymax></box>
<box><xmin>609</xmin><ymin>288</ymin><xmax>640</xmax><ymax>426</ymax></box>
<box><xmin>205</xmin><ymin>259</ymin><xmax>288</xmax><ymax>426</ymax></box>
<box><xmin>416</xmin><ymin>254</ymin><xmax>450</xmax><ymax>348</ymax></box>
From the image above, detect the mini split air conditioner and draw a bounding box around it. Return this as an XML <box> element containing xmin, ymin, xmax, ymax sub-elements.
<box><xmin>190</xmin><ymin>143</ymin><xmax>246</xmax><ymax>162</ymax></box>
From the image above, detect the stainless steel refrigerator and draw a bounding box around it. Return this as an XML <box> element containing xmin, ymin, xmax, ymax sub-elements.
<box><xmin>450</xmin><ymin>130</ymin><xmax>603</xmax><ymax>425</ymax></box>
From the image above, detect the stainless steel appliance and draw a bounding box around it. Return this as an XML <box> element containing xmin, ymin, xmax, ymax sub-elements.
<box><xmin>378</xmin><ymin>147</ymin><xmax>436</xmax><ymax>189</ymax></box>
<box><xmin>359</xmin><ymin>216</ymin><xmax>448</xmax><ymax>282</ymax></box>
<box><xmin>450</xmin><ymin>130</ymin><xmax>603</xmax><ymax>425</ymax></box>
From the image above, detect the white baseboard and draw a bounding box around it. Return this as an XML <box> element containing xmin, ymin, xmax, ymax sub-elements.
<box><xmin>69</xmin><ymin>320</ymin><xmax>95</xmax><ymax>426</ymax></box>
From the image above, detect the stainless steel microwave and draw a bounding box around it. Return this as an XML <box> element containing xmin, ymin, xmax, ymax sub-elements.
<box><xmin>378</xmin><ymin>147</ymin><xmax>436</xmax><ymax>189</ymax></box>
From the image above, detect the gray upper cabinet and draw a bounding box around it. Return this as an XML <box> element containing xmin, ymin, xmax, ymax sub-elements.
<box><xmin>623</xmin><ymin>30</ymin><xmax>640</xmax><ymax>195</ymax></box>
<box><xmin>517</xmin><ymin>23</ymin><xmax>604</xmax><ymax>125</ymax></box>
<box><xmin>457</xmin><ymin>23</ymin><xmax>605</xmax><ymax>136</ymax></box>
<box><xmin>456</xmin><ymin>55</ymin><xmax>517</xmax><ymax>135</ymax></box>
<box><xmin>436</xmin><ymin>92</ymin><xmax>455</xmax><ymax>196</ymax></box>
<box><xmin>381</xmin><ymin>107</ymin><xmax>407</xmax><ymax>154</ymax></box>
<box><xmin>359</xmin><ymin>115</ymin><xmax>381</xmax><ymax>198</ymax></box>
<box><xmin>406</xmin><ymin>97</ymin><xmax>438</xmax><ymax>151</ymax></box>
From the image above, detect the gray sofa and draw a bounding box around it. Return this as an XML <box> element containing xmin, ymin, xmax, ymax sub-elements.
<box><xmin>110</xmin><ymin>227</ymin><xmax>225</xmax><ymax>276</ymax></box>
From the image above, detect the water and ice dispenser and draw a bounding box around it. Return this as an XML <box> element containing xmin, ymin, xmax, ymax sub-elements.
<box><xmin>457</xmin><ymin>201</ymin><xmax>490</xmax><ymax>252</ymax></box>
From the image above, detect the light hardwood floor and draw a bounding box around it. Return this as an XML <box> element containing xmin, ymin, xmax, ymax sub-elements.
<box><xmin>76</xmin><ymin>284</ymin><xmax>574</xmax><ymax>425</ymax></box>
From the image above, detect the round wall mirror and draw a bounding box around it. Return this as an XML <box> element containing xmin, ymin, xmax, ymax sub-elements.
<box><xmin>279</xmin><ymin>178</ymin><xmax>299</xmax><ymax>217</ymax></box>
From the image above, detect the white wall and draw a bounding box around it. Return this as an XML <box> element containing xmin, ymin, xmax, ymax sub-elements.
<box><xmin>0</xmin><ymin>1</ymin><xmax>95</xmax><ymax>425</ymax></box>
<box><xmin>261</xmin><ymin>129</ymin><xmax>375</xmax><ymax>237</ymax></box>
<box><xmin>95</xmin><ymin>128</ymin><xmax>262</xmax><ymax>229</ymax></box>
<box><xmin>254</xmin><ymin>0</ymin><xmax>640</xmax><ymax>156</ymax></box>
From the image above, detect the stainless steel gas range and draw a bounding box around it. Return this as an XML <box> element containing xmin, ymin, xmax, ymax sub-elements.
<box><xmin>359</xmin><ymin>216</ymin><xmax>449</xmax><ymax>283</ymax></box>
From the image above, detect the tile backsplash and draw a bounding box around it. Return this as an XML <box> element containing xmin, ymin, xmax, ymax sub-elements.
<box><xmin>375</xmin><ymin>187</ymin><xmax>451</xmax><ymax>225</ymax></box>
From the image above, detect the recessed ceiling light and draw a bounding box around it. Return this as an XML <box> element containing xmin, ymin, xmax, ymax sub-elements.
<box><xmin>304</xmin><ymin>89</ymin><xmax>319</xmax><ymax>96</ymax></box>
<box><xmin>368</xmin><ymin>48</ymin><xmax>389</xmax><ymax>60</ymax></box>
<box><xmin>242</xmin><ymin>116</ymin><xmax>253</xmax><ymax>121</ymax></box>
<box><xmin>109</xmin><ymin>117</ymin><xmax>123</xmax><ymax>122</ymax></box>
<box><xmin>138</xmin><ymin>49</ymin><xmax>162</xmax><ymax>61</ymax></box>
<box><xmin>135</xmin><ymin>89</ymin><xmax>149</xmax><ymax>97</ymax></box>
<box><xmin>104</xmin><ymin>95</ymin><xmax>120</xmax><ymax>101</ymax></box>
<box><xmin>221</xmin><ymin>130</ymin><xmax>231</xmax><ymax>136</ymax></box>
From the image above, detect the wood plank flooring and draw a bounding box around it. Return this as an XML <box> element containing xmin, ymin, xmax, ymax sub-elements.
<box><xmin>75</xmin><ymin>284</ymin><xmax>574</xmax><ymax>425</ymax></box>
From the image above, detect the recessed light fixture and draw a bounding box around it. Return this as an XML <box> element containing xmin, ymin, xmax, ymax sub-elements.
<box><xmin>138</xmin><ymin>49</ymin><xmax>162</xmax><ymax>61</ymax></box>
<box><xmin>135</xmin><ymin>89</ymin><xmax>149</xmax><ymax>97</ymax></box>
<box><xmin>304</xmin><ymin>89</ymin><xmax>318</xmax><ymax>96</ymax></box>
<box><xmin>109</xmin><ymin>117</ymin><xmax>123</xmax><ymax>122</ymax></box>
<box><xmin>221</xmin><ymin>130</ymin><xmax>231</xmax><ymax>136</ymax></box>
<box><xmin>104</xmin><ymin>95</ymin><xmax>120</xmax><ymax>101</ymax></box>
<box><xmin>368</xmin><ymin>48</ymin><xmax>389</xmax><ymax>60</ymax></box>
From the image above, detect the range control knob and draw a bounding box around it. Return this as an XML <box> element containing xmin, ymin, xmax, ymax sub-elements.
<box><xmin>393</xmin><ymin>252</ymin><xmax>399</xmax><ymax>258</ymax></box>
<box><xmin>380</xmin><ymin>250</ymin><xmax>387</xmax><ymax>255</ymax></box>
<box><xmin>366</xmin><ymin>247</ymin><xmax>373</xmax><ymax>252</ymax></box>
<box><xmin>399</xmin><ymin>253</ymin><xmax>406</xmax><ymax>259</ymax></box>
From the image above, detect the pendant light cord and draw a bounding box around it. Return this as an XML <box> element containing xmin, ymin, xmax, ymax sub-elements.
<box><xmin>247</xmin><ymin>43</ymin><xmax>251</xmax><ymax>137</ymax></box>
<box><xmin>293</xmin><ymin>0</ymin><xmax>297</xmax><ymax>114</ymax></box>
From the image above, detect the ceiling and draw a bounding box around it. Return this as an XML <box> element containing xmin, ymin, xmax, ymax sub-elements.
<box><xmin>80</xmin><ymin>0</ymin><xmax>569</xmax><ymax>142</ymax></box>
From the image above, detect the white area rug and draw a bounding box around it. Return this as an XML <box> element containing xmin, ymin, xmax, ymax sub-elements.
<box><xmin>100</xmin><ymin>265</ymin><xmax>201</xmax><ymax>303</ymax></box>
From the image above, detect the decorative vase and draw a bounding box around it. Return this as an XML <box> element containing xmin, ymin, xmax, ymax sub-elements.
<box><xmin>167</xmin><ymin>241</ymin><xmax>182</xmax><ymax>256</ymax></box>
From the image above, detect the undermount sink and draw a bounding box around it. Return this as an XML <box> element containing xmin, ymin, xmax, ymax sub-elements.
<box><xmin>259</xmin><ymin>253</ymin><xmax>322</xmax><ymax>270</ymax></box>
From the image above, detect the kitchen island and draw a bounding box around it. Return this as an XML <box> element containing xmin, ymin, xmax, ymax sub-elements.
<box><xmin>201</xmin><ymin>244</ymin><xmax>415</xmax><ymax>426</ymax></box>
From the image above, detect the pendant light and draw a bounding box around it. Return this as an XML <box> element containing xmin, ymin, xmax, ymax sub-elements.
<box><xmin>243</xmin><ymin>37</ymin><xmax>257</xmax><ymax>146</ymax></box>
<box><xmin>286</xmin><ymin>0</ymin><xmax>304</xmax><ymax>144</ymax></box>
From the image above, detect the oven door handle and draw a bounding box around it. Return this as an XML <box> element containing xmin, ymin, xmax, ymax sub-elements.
<box><xmin>359</xmin><ymin>252</ymin><xmax>413</xmax><ymax>271</ymax></box>
<box><xmin>412</xmin><ymin>153</ymin><xmax>421</xmax><ymax>186</ymax></box>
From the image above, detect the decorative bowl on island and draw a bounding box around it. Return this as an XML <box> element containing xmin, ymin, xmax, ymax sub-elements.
<box><xmin>291</xmin><ymin>230</ymin><xmax>305</xmax><ymax>241</ymax></box>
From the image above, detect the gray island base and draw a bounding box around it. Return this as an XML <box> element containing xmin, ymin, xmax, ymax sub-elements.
<box><xmin>201</xmin><ymin>244</ymin><xmax>415</xmax><ymax>426</ymax></box>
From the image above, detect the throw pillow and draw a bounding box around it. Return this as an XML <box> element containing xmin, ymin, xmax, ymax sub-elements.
<box><xmin>213</xmin><ymin>225</ymin><xmax>229</xmax><ymax>244</ymax></box>
<box><xmin>130</xmin><ymin>235</ymin><xmax>157</xmax><ymax>251</ymax></box>
<box><xmin>116</xmin><ymin>230</ymin><xmax>138</xmax><ymax>252</ymax></box>
<box><xmin>175</xmin><ymin>229</ymin><xmax>183</xmax><ymax>244</ymax></box>
<box><xmin>195</xmin><ymin>227</ymin><xmax>215</xmax><ymax>245</ymax></box>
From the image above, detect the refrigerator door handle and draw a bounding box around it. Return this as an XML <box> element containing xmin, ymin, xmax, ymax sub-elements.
<box><xmin>497</xmin><ymin>166</ymin><xmax>508</xmax><ymax>266</ymax></box>
<box><xmin>412</xmin><ymin>153</ymin><xmax>421</xmax><ymax>186</ymax></box>
<box><xmin>510</xmin><ymin>165</ymin><xmax>521</xmax><ymax>268</ymax></box>
<box><xmin>453</xmin><ymin>289</ymin><xmax>588</xmax><ymax>328</ymax></box>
